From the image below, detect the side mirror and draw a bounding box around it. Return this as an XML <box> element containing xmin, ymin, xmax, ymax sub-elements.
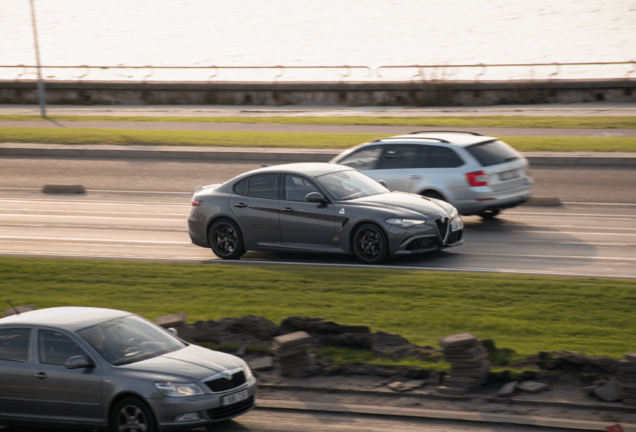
<box><xmin>167</xmin><ymin>327</ymin><xmax>179</xmax><ymax>336</ymax></box>
<box><xmin>378</xmin><ymin>180</ymin><xmax>388</xmax><ymax>188</ymax></box>
<box><xmin>65</xmin><ymin>355</ymin><xmax>93</xmax><ymax>369</ymax></box>
<box><xmin>305</xmin><ymin>192</ymin><xmax>327</xmax><ymax>203</ymax></box>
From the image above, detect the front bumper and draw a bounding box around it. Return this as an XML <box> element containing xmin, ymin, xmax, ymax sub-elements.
<box><xmin>150</xmin><ymin>380</ymin><xmax>257</xmax><ymax>432</ymax></box>
<box><xmin>388</xmin><ymin>219</ymin><xmax>463</xmax><ymax>256</ymax></box>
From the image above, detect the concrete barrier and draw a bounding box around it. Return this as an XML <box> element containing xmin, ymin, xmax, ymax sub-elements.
<box><xmin>42</xmin><ymin>185</ymin><xmax>86</xmax><ymax>194</ymax></box>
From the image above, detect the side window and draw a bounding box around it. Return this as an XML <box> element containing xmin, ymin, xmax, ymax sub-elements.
<box><xmin>377</xmin><ymin>145</ymin><xmax>420</xmax><ymax>170</ymax></box>
<box><xmin>424</xmin><ymin>146</ymin><xmax>465</xmax><ymax>168</ymax></box>
<box><xmin>39</xmin><ymin>330</ymin><xmax>86</xmax><ymax>366</ymax></box>
<box><xmin>285</xmin><ymin>175</ymin><xmax>321</xmax><ymax>201</ymax></box>
<box><xmin>0</xmin><ymin>328</ymin><xmax>31</xmax><ymax>362</ymax></box>
<box><xmin>337</xmin><ymin>146</ymin><xmax>382</xmax><ymax>170</ymax></box>
<box><xmin>247</xmin><ymin>174</ymin><xmax>278</xmax><ymax>199</ymax></box>
<box><xmin>233</xmin><ymin>178</ymin><xmax>248</xmax><ymax>196</ymax></box>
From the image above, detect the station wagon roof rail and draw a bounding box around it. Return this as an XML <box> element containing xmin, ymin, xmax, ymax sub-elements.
<box><xmin>409</xmin><ymin>130</ymin><xmax>483</xmax><ymax>136</ymax></box>
<box><xmin>372</xmin><ymin>137</ymin><xmax>451</xmax><ymax>144</ymax></box>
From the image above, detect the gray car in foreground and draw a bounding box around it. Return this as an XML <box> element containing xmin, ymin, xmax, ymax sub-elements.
<box><xmin>188</xmin><ymin>163</ymin><xmax>463</xmax><ymax>264</ymax></box>
<box><xmin>0</xmin><ymin>307</ymin><xmax>257</xmax><ymax>431</ymax></box>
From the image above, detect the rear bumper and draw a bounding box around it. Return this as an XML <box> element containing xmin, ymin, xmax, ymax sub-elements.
<box><xmin>453</xmin><ymin>183</ymin><xmax>532</xmax><ymax>215</ymax></box>
<box><xmin>188</xmin><ymin>219</ymin><xmax>209</xmax><ymax>248</ymax></box>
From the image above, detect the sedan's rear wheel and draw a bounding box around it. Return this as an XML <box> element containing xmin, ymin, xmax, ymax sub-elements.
<box><xmin>352</xmin><ymin>223</ymin><xmax>390</xmax><ymax>264</ymax></box>
<box><xmin>111</xmin><ymin>397</ymin><xmax>156</xmax><ymax>432</ymax></box>
<box><xmin>478</xmin><ymin>209</ymin><xmax>500</xmax><ymax>219</ymax></box>
<box><xmin>209</xmin><ymin>219</ymin><xmax>246</xmax><ymax>259</ymax></box>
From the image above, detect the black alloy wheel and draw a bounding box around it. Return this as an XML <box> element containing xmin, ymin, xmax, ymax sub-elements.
<box><xmin>478</xmin><ymin>209</ymin><xmax>500</xmax><ymax>219</ymax></box>
<box><xmin>352</xmin><ymin>223</ymin><xmax>390</xmax><ymax>264</ymax></box>
<box><xmin>209</xmin><ymin>219</ymin><xmax>245</xmax><ymax>259</ymax></box>
<box><xmin>111</xmin><ymin>397</ymin><xmax>156</xmax><ymax>432</ymax></box>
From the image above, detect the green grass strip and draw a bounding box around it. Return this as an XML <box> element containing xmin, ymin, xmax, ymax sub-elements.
<box><xmin>1</xmin><ymin>115</ymin><xmax>635</xmax><ymax>128</ymax></box>
<box><xmin>2</xmin><ymin>257</ymin><xmax>635</xmax><ymax>358</ymax></box>
<box><xmin>0</xmin><ymin>127</ymin><xmax>635</xmax><ymax>151</ymax></box>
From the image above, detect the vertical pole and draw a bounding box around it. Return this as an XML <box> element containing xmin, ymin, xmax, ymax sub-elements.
<box><xmin>29</xmin><ymin>0</ymin><xmax>46</xmax><ymax>118</ymax></box>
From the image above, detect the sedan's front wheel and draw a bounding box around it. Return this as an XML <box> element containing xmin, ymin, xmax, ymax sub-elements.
<box><xmin>352</xmin><ymin>223</ymin><xmax>390</xmax><ymax>264</ymax></box>
<box><xmin>209</xmin><ymin>219</ymin><xmax>246</xmax><ymax>259</ymax></box>
<box><xmin>111</xmin><ymin>397</ymin><xmax>156</xmax><ymax>432</ymax></box>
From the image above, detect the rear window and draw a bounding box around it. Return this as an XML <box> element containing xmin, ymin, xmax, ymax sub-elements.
<box><xmin>248</xmin><ymin>174</ymin><xmax>278</xmax><ymax>199</ymax></box>
<box><xmin>466</xmin><ymin>140</ymin><xmax>520</xmax><ymax>167</ymax></box>
<box><xmin>0</xmin><ymin>328</ymin><xmax>31</xmax><ymax>362</ymax></box>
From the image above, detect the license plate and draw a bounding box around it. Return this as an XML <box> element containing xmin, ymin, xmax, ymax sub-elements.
<box><xmin>222</xmin><ymin>389</ymin><xmax>248</xmax><ymax>406</ymax></box>
<box><xmin>499</xmin><ymin>170</ymin><xmax>519</xmax><ymax>181</ymax></box>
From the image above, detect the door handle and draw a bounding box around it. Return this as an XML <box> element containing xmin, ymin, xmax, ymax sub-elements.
<box><xmin>409</xmin><ymin>175</ymin><xmax>422</xmax><ymax>179</ymax></box>
<box><xmin>280</xmin><ymin>207</ymin><xmax>294</xmax><ymax>212</ymax></box>
<box><xmin>35</xmin><ymin>372</ymin><xmax>47</xmax><ymax>379</ymax></box>
<box><xmin>234</xmin><ymin>203</ymin><xmax>248</xmax><ymax>208</ymax></box>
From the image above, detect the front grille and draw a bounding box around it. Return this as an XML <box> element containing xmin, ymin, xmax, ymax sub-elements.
<box><xmin>204</xmin><ymin>370</ymin><xmax>246</xmax><ymax>393</ymax></box>
<box><xmin>435</xmin><ymin>218</ymin><xmax>449</xmax><ymax>240</ymax></box>
<box><xmin>207</xmin><ymin>396</ymin><xmax>254</xmax><ymax>421</ymax></box>
<box><xmin>447</xmin><ymin>230</ymin><xmax>462</xmax><ymax>244</ymax></box>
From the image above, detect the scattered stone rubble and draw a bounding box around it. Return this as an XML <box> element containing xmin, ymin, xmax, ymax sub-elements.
<box><xmin>618</xmin><ymin>353</ymin><xmax>636</xmax><ymax>406</ymax></box>
<box><xmin>436</xmin><ymin>333</ymin><xmax>491</xmax><ymax>395</ymax></box>
<box><xmin>272</xmin><ymin>331</ymin><xmax>315</xmax><ymax>376</ymax></box>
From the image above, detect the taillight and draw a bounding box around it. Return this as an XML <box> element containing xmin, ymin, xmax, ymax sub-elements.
<box><xmin>465</xmin><ymin>171</ymin><xmax>488</xmax><ymax>187</ymax></box>
<box><xmin>192</xmin><ymin>200</ymin><xmax>203</xmax><ymax>206</ymax></box>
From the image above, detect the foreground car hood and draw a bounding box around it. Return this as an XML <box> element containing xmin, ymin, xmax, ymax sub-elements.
<box><xmin>120</xmin><ymin>345</ymin><xmax>243</xmax><ymax>381</ymax></box>
<box><xmin>350</xmin><ymin>192</ymin><xmax>452</xmax><ymax>216</ymax></box>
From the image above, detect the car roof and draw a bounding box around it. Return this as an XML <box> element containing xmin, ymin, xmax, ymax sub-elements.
<box><xmin>372</xmin><ymin>131</ymin><xmax>496</xmax><ymax>147</ymax></box>
<box><xmin>241</xmin><ymin>162</ymin><xmax>353</xmax><ymax>178</ymax></box>
<box><xmin>0</xmin><ymin>307</ymin><xmax>131</xmax><ymax>332</ymax></box>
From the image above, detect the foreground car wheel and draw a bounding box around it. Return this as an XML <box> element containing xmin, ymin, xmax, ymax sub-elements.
<box><xmin>111</xmin><ymin>397</ymin><xmax>156</xmax><ymax>432</ymax></box>
<box><xmin>478</xmin><ymin>209</ymin><xmax>500</xmax><ymax>219</ymax></box>
<box><xmin>209</xmin><ymin>219</ymin><xmax>246</xmax><ymax>259</ymax></box>
<box><xmin>352</xmin><ymin>223</ymin><xmax>390</xmax><ymax>264</ymax></box>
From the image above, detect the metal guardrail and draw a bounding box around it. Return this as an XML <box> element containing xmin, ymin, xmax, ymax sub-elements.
<box><xmin>0</xmin><ymin>61</ymin><xmax>634</xmax><ymax>81</ymax></box>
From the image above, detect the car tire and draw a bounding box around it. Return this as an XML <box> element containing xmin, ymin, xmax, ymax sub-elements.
<box><xmin>111</xmin><ymin>397</ymin><xmax>157</xmax><ymax>432</ymax></box>
<box><xmin>352</xmin><ymin>223</ymin><xmax>390</xmax><ymax>264</ymax></box>
<box><xmin>478</xmin><ymin>209</ymin><xmax>500</xmax><ymax>219</ymax></box>
<box><xmin>422</xmin><ymin>191</ymin><xmax>445</xmax><ymax>201</ymax></box>
<box><xmin>209</xmin><ymin>219</ymin><xmax>246</xmax><ymax>259</ymax></box>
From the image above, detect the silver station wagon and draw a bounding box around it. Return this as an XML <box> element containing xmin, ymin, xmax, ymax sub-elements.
<box><xmin>331</xmin><ymin>131</ymin><xmax>533</xmax><ymax>218</ymax></box>
<box><xmin>0</xmin><ymin>307</ymin><xmax>257</xmax><ymax>432</ymax></box>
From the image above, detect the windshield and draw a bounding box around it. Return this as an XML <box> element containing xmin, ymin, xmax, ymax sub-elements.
<box><xmin>465</xmin><ymin>140</ymin><xmax>520</xmax><ymax>167</ymax></box>
<box><xmin>78</xmin><ymin>315</ymin><xmax>186</xmax><ymax>366</ymax></box>
<box><xmin>317</xmin><ymin>170</ymin><xmax>388</xmax><ymax>201</ymax></box>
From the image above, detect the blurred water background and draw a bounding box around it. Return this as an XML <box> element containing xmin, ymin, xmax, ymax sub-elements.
<box><xmin>1</xmin><ymin>0</ymin><xmax>635</xmax><ymax>82</ymax></box>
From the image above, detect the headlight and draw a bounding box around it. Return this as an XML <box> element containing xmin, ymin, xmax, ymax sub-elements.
<box><xmin>154</xmin><ymin>382</ymin><xmax>205</xmax><ymax>397</ymax></box>
<box><xmin>385</xmin><ymin>218</ymin><xmax>426</xmax><ymax>228</ymax></box>
<box><xmin>449</xmin><ymin>208</ymin><xmax>458</xmax><ymax>219</ymax></box>
<box><xmin>242</xmin><ymin>363</ymin><xmax>254</xmax><ymax>381</ymax></box>
<box><xmin>451</xmin><ymin>216</ymin><xmax>464</xmax><ymax>232</ymax></box>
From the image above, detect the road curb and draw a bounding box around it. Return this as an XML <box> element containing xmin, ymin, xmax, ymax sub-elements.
<box><xmin>258</xmin><ymin>383</ymin><xmax>636</xmax><ymax>414</ymax></box>
<box><xmin>255</xmin><ymin>400</ymin><xmax>636</xmax><ymax>431</ymax></box>
<box><xmin>0</xmin><ymin>143</ymin><xmax>635</xmax><ymax>166</ymax></box>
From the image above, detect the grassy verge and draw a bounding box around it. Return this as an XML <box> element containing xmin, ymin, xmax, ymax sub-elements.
<box><xmin>0</xmin><ymin>127</ymin><xmax>635</xmax><ymax>151</ymax></box>
<box><xmin>2</xmin><ymin>257</ymin><xmax>635</xmax><ymax>358</ymax></box>
<box><xmin>2</xmin><ymin>114</ymin><xmax>635</xmax><ymax>128</ymax></box>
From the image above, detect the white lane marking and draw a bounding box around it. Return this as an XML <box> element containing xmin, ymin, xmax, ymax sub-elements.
<box><xmin>0</xmin><ymin>250</ymin><xmax>632</xmax><ymax>279</ymax></box>
<box><xmin>0</xmin><ymin>214</ymin><xmax>184</xmax><ymax>221</ymax></box>
<box><xmin>463</xmin><ymin>252</ymin><xmax>636</xmax><ymax>261</ymax></box>
<box><xmin>506</xmin><ymin>212</ymin><xmax>636</xmax><ymax>218</ymax></box>
<box><xmin>559</xmin><ymin>242</ymin><xmax>630</xmax><ymax>246</ymax></box>
<box><xmin>1</xmin><ymin>209</ymin><xmax>189</xmax><ymax>216</ymax></box>
<box><xmin>467</xmin><ymin>230</ymin><xmax>636</xmax><ymax>236</ymax></box>
<box><xmin>0</xmin><ymin>199</ymin><xmax>188</xmax><ymax>206</ymax></box>
<box><xmin>0</xmin><ymin>236</ymin><xmax>191</xmax><ymax>244</ymax></box>
<box><xmin>0</xmin><ymin>187</ymin><xmax>201</xmax><ymax>194</ymax></box>
<box><xmin>563</xmin><ymin>202</ymin><xmax>636</xmax><ymax>206</ymax></box>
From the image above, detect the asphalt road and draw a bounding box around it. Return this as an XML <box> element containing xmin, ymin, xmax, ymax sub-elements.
<box><xmin>2</xmin><ymin>119</ymin><xmax>634</xmax><ymax>137</ymax></box>
<box><xmin>0</xmin><ymin>409</ymin><xmax>581</xmax><ymax>432</ymax></box>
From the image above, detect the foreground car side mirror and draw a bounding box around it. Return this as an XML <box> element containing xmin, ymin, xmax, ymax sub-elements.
<box><xmin>167</xmin><ymin>327</ymin><xmax>179</xmax><ymax>336</ymax></box>
<box><xmin>378</xmin><ymin>180</ymin><xmax>388</xmax><ymax>188</ymax></box>
<box><xmin>65</xmin><ymin>355</ymin><xmax>94</xmax><ymax>369</ymax></box>
<box><xmin>305</xmin><ymin>192</ymin><xmax>327</xmax><ymax>203</ymax></box>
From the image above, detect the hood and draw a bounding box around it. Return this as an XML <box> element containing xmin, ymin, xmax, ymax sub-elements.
<box><xmin>119</xmin><ymin>345</ymin><xmax>243</xmax><ymax>381</ymax></box>
<box><xmin>350</xmin><ymin>192</ymin><xmax>454</xmax><ymax>217</ymax></box>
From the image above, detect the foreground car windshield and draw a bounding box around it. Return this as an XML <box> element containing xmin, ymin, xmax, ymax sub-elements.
<box><xmin>317</xmin><ymin>170</ymin><xmax>388</xmax><ymax>200</ymax></box>
<box><xmin>78</xmin><ymin>315</ymin><xmax>186</xmax><ymax>366</ymax></box>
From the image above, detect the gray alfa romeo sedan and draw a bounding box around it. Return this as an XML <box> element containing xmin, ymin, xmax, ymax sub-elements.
<box><xmin>188</xmin><ymin>162</ymin><xmax>463</xmax><ymax>264</ymax></box>
<box><xmin>0</xmin><ymin>307</ymin><xmax>256</xmax><ymax>431</ymax></box>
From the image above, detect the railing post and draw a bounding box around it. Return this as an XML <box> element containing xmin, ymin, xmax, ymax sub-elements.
<box><xmin>29</xmin><ymin>0</ymin><xmax>46</xmax><ymax>118</ymax></box>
